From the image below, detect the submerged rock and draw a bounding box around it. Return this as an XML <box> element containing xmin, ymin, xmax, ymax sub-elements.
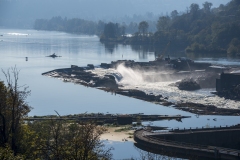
<box><xmin>94</xmin><ymin>76</ymin><xmax>118</xmax><ymax>89</ymax></box>
<box><xmin>177</xmin><ymin>78</ymin><xmax>201</xmax><ymax>91</ymax></box>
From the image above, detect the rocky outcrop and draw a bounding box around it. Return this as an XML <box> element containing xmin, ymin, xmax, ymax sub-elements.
<box><xmin>174</xmin><ymin>102</ymin><xmax>240</xmax><ymax>115</ymax></box>
<box><xmin>115</xmin><ymin>89</ymin><xmax>162</xmax><ymax>102</ymax></box>
<box><xmin>177</xmin><ymin>78</ymin><xmax>201</xmax><ymax>91</ymax></box>
<box><xmin>43</xmin><ymin>66</ymin><xmax>119</xmax><ymax>90</ymax></box>
<box><xmin>94</xmin><ymin>76</ymin><xmax>118</xmax><ymax>89</ymax></box>
<box><xmin>216</xmin><ymin>84</ymin><xmax>240</xmax><ymax>100</ymax></box>
<box><xmin>216</xmin><ymin>73</ymin><xmax>240</xmax><ymax>100</ymax></box>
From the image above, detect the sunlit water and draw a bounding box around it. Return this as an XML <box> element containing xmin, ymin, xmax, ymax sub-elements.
<box><xmin>1</xmin><ymin>29</ymin><xmax>240</xmax><ymax>159</ymax></box>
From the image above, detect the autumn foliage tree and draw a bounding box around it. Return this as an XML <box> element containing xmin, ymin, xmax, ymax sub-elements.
<box><xmin>28</xmin><ymin>120</ymin><xmax>112</xmax><ymax>160</ymax></box>
<box><xmin>0</xmin><ymin>67</ymin><xmax>31</xmax><ymax>155</ymax></box>
<box><xmin>0</xmin><ymin>67</ymin><xmax>112</xmax><ymax>159</ymax></box>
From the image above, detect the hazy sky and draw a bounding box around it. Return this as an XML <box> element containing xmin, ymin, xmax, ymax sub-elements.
<box><xmin>0</xmin><ymin>0</ymin><xmax>231</xmax><ymax>28</ymax></box>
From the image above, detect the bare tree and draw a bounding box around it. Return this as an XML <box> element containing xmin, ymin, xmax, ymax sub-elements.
<box><xmin>32</xmin><ymin>119</ymin><xmax>112</xmax><ymax>160</ymax></box>
<box><xmin>0</xmin><ymin>67</ymin><xmax>31</xmax><ymax>155</ymax></box>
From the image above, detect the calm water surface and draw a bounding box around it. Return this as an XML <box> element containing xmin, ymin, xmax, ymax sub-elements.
<box><xmin>0</xmin><ymin>29</ymin><xmax>240</xmax><ymax>159</ymax></box>
<box><xmin>0</xmin><ymin>28</ymin><xmax>157</xmax><ymax>116</ymax></box>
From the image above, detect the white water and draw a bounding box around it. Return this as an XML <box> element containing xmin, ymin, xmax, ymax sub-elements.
<box><xmin>116</xmin><ymin>64</ymin><xmax>144</xmax><ymax>84</ymax></box>
<box><xmin>92</xmin><ymin>64</ymin><xmax>240</xmax><ymax>110</ymax></box>
<box><xmin>7</xmin><ymin>32</ymin><xmax>29</xmax><ymax>36</ymax></box>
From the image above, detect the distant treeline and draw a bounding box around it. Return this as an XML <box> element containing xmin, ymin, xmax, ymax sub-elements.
<box><xmin>101</xmin><ymin>0</ymin><xmax>240</xmax><ymax>56</ymax></box>
<box><xmin>34</xmin><ymin>17</ymin><xmax>104</xmax><ymax>35</ymax></box>
<box><xmin>34</xmin><ymin>17</ymin><xmax>157</xmax><ymax>35</ymax></box>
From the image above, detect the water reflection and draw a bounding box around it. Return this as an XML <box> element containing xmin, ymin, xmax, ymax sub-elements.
<box><xmin>105</xmin><ymin>140</ymin><xmax>182</xmax><ymax>160</ymax></box>
<box><xmin>103</xmin><ymin>42</ymin><xmax>117</xmax><ymax>54</ymax></box>
<box><xmin>101</xmin><ymin>42</ymin><xmax>158</xmax><ymax>60</ymax></box>
<box><xmin>134</xmin><ymin>143</ymin><xmax>185</xmax><ymax>160</ymax></box>
<box><xmin>100</xmin><ymin>40</ymin><xmax>239</xmax><ymax>63</ymax></box>
<box><xmin>186</xmin><ymin>52</ymin><xmax>227</xmax><ymax>59</ymax></box>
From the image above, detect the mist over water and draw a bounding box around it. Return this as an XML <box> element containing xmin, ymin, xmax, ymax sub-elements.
<box><xmin>116</xmin><ymin>64</ymin><xmax>144</xmax><ymax>84</ymax></box>
<box><xmin>116</xmin><ymin>64</ymin><xmax>177</xmax><ymax>84</ymax></box>
<box><xmin>92</xmin><ymin>64</ymin><xmax>240</xmax><ymax>110</ymax></box>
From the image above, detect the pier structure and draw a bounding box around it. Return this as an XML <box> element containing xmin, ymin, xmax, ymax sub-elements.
<box><xmin>24</xmin><ymin>114</ymin><xmax>191</xmax><ymax>125</ymax></box>
<box><xmin>134</xmin><ymin>126</ymin><xmax>240</xmax><ymax>159</ymax></box>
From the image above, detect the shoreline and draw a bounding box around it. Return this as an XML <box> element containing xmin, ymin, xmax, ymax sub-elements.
<box><xmin>101</xmin><ymin>126</ymin><xmax>134</xmax><ymax>142</ymax></box>
<box><xmin>42</xmin><ymin>64</ymin><xmax>240</xmax><ymax>116</ymax></box>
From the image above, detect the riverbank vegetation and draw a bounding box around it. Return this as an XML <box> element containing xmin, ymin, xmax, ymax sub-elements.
<box><xmin>101</xmin><ymin>0</ymin><xmax>240</xmax><ymax>56</ymax></box>
<box><xmin>0</xmin><ymin>68</ymin><xmax>112</xmax><ymax>159</ymax></box>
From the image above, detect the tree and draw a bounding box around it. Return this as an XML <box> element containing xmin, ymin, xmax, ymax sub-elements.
<box><xmin>0</xmin><ymin>146</ymin><xmax>24</xmax><ymax>160</ymax></box>
<box><xmin>0</xmin><ymin>68</ymin><xmax>112</xmax><ymax>159</ymax></box>
<box><xmin>190</xmin><ymin>3</ymin><xmax>200</xmax><ymax>14</ymax></box>
<box><xmin>30</xmin><ymin>120</ymin><xmax>112</xmax><ymax>160</ymax></box>
<box><xmin>138</xmin><ymin>21</ymin><xmax>149</xmax><ymax>35</ymax></box>
<box><xmin>97</xmin><ymin>20</ymin><xmax>105</xmax><ymax>34</ymax></box>
<box><xmin>0</xmin><ymin>81</ymin><xmax>7</xmax><ymax>146</ymax></box>
<box><xmin>171</xmin><ymin>10</ymin><xmax>178</xmax><ymax>19</ymax></box>
<box><xmin>0</xmin><ymin>67</ymin><xmax>31</xmax><ymax>155</ymax></box>
<box><xmin>157</xmin><ymin>16</ymin><xmax>170</xmax><ymax>31</ymax></box>
<box><xmin>232</xmin><ymin>0</ymin><xmax>240</xmax><ymax>5</ymax></box>
<box><xmin>103</xmin><ymin>22</ymin><xmax>117</xmax><ymax>38</ymax></box>
<box><xmin>120</xmin><ymin>26</ymin><xmax>126</xmax><ymax>36</ymax></box>
<box><xmin>190</xmin><ymin>3</ymin><xmax>200</xmax><ymax>19</ymax></box>
<box><xmin>203</xmin><ymin>2</ymin><xmax>213</xmax><ymax>13</ymax></box>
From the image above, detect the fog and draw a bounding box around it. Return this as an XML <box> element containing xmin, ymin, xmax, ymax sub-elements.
<box><xmin>0</xmin><ymin>0</ymin><xmax>230</xmax><ymax>28</ymax></box>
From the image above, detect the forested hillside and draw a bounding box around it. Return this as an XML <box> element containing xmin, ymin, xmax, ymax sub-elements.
<box><xmin>34</xmin><ymin>16</ymin><xmax>157</xmax><ymax>35</ymax></box>
<box><xmin>101</xmin><ymin>0</ymin><xmax>240</xmax><ymax>56</ymax></box>
<box><xmin>34</xmin><ymin>0</ymin><xmax>240</xmax><ymax>56</ymax></box>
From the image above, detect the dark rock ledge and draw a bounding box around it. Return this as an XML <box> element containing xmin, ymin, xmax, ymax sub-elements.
<box><xmin>42</xmin><ymin>66</ymin><xmax>240</xmax><ymax>116</ymax></box>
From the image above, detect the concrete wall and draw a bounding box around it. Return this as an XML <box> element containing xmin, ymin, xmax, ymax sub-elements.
<box><xmin>154</xmin><ymin>129</ymin><xmax>240</xmax><ymax>149</ymax></box>
<box><xmin>217</xmin><ymin>73</ymin><xmax>240</xmax><ymax>91</ymax></box>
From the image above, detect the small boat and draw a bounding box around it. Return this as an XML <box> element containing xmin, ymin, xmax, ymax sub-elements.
<box><xmin>47</xmin><ymin>53</ymin><xmax>61</xmax><ymax>58</ymax></box>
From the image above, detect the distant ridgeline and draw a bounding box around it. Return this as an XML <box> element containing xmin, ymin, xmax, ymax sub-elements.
<box><xmin>100</xmin><ymin>0</ymin><xmax>240</xmax><ymax>56</ymax></box>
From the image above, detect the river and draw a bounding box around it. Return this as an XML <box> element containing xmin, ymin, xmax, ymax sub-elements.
<box><xmin>0</xmin><ymin>28</ymin><xmax>240</xmax><ymax>159</ymax></box>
